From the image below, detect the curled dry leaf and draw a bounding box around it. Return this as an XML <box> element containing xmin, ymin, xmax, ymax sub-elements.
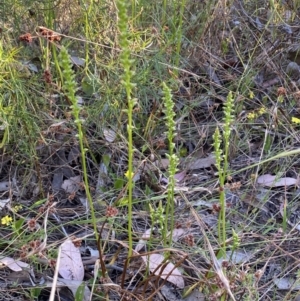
<box><xmin>45</xmin><ymin>278</ymin><xmax>91</xmax><ymax>301</ymax></box>
<box><xmin>86</xmin><ymin>246</ymin><xmax>99</xmax><ymax>257</ymax></box>
<box><xmin>273</xmin><ymin>277</ymin><xmax>300</xmax><ymax>290</ymax></box>
<box><xmin>257</xmin><ymin>174</ymin><xmax>298</xmax><ymax>187</ymax></box>
<box><xmin>218</xmin><ymin>250</ymin><xmax>253</xmax><ymax>265</ymax></box>
<box><xmin>141</xmin><ymin>254</ymin><xmax>184</xmax><ymax>289</ymax></box>
<box><xmin>70</xmin><ymin>56</ymin><xmax>85</xmax><ymax>66</ymax></box>
<box><xmin>58</xmin><ymin>239</ymin><xmax>84</xmax><ymax>281</ymax></box>
<box><xmin>49</xmin><ymin>121</ymin><xmax>67</xmax><ymax>129</ymax></box>
<box><xmin>22</xmin><ymin>60</ymin><xmax>38</xmax><ymax>73</ymax></box>
<box><xmin>134</xmin><ymin>158</ymin><xmax>170</xmax><ymax>173</ymax></box>
<box><xmin>135</xmin><ymin>228</ymin><xmax>187</xmax><ymax>254</ymax></box>
<box><xmin>103</xmin><ymin>128</ymin><xmax>116</xmax><ymax>143</ymax></box>
<box><xmin>132</xmin><ymin>170</ymin><xmax>141</xmax><ymax>182</ymax></box>
<box><xmin>279</xmin><ymin>202</ymin><xmax>300</xmax><ymax>231</ymax></box>
<box><xmin>171</xmin><ymin>228</ymin><xmax>186</xmax><ymax>242</ymax></box>
<box><xmin>150</xmin><ymin>159</ymin><xmax>170</xmax><ymax>170</ymax></box>
<box><xmin>0</xmin><ymin>182</ymin><xmax>10</xmax><ymax>192</ymax></box>
<box><xmin>0</xmin><ymin>257</ymin><xmax>29</xmax><ymax>272</ymax></box>
<box><xmin>55</xmin><ymin>239</ymin><xmax>90</xmax><ymax>301</ymax></box>
<box><xmin>135</xmin><ymin>228</ymin><xmax>153</xmax><ymax>253</ymax></box>
<box><xmin>96</xmin><ymin>153</ymin><xmax>110</xmax><ymax>193</ymax></box>
<box><xmin>183</xmin><ymin>290</ymin><xmax>205</xmax><ymax>301</ymax></box>
<box><xmin>186</xmin><ymin>154</ymin><xmax>216</xmax><ymax>170</ymax></box>
<box><xmin>158</xmin><ymin>158</ymin><xmax>170</xmax><ymax>170</ymax></box>
<box><xmin>0</xmin><ymin>198</ymin><xmax>10</xmax><ymax>209</ymax></box>
<box><xmin>76</xmin><ymin>96</ymin><xmax>84</xmax><ymax>106</ymax></box>
<box><xmin>162</xmin><ymin>171</ymin><xmax>187</xmax><ymax>184</ymax></box>
<box><xmin>61</xmin><ymin>175</ymin><xmax>82</xmax><ymax>193</ymax></box>
<box><xmin>161</xmin><ymin>285</ymin><xmax>182</xmax><ymax>301</ymax></box>
<box><xmin>174</xmin><ymin>171</ymin><xmax>186</xmax><ymax>182</ymax></box>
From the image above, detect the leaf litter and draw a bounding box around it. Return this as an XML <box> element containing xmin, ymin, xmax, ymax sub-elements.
<box><xmin>257</xmin><ymin>174</ymin><xmax>299</xmax><ymax>187</ymax></box>
<box><xmin>56</xmin><ymin>238</ymin><xmax>91</xmax><ymax>301</ymax></box>
<box><xmin>140</xmin><ymin>253</ymin><xmax>185</xmax><ymax>289</ymax></box>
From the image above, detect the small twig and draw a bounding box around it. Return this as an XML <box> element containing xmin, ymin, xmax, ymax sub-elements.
<box><xmin>97</xmin><ymin>219</ymin><xmax>108</xmax><ymax>277</ymax></box>
<box><xmin>49</xmin><ymin>246</ymin><xmax>61</xmax><ymax>301</ymax></box>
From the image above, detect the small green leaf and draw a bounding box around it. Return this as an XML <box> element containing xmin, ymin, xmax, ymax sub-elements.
<box><xmin>114</xmin><ymin>178</ymin><xmax>125</xmax><ymax>189</ymax></box>
<box><xmin>179</xmin><ymin>146</ymin><xmax>187</xmax><ymax>157</ymax></box>
<box><xmin>145</xmin><ymin>185</ymin><xmax>152</xmax><ymax>196</ymax></box>
<box><xmin>141</xmin><ymin>144</ymin><xmax>148</xmax><ymax>153</ymax></box>
<box><xmin>12</xmin><ymin>218</ymin><xmax>25</xmax><ymax>235</ymax></box>
<box><xmin>81</xmin><ymin>76</ymin><xmax>95</xmax><ymax>96</ymax></box>
<box><xmin>30</xmin><ymin>287</ymin><xmax>42</xmax><ymax>299</ymax></box>
<box><xmin>116</xmin><ymin>197</ymin><xmax>129</xmax><ymax>206</ymax></box>
<box><xmin>75</xmin><ymin>282</ymin><xmax>86</xmax><ymax>301</ymax></box>
<box><xmin>102</xmin><ymin>154</ymin><xmax>111</xmax><ymax>167</ymax></box>
<box><xmin>30</xmin><ymin>199</ymin><xmax>47</xmax><ymax>209</ymax></box>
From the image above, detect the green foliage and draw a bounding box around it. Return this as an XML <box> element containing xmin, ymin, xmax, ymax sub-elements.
<box><xmin>162</xmin><ymin>82</ymin><xmax>179</xmax><ymax>247</ymax></box>
<box><xmin>58</xmin><ymin>46</ymin><xmax>98</xmax><ymax>241</ymax></box>
<box><xmin>3</xmin><ymin>1</ymin><xmax>300</xmax><ymax>300</ymax></box>
<box><xmin>0</xmin><ymin>40</ymin><xmax>40</xmax><ymax>159</ymax></box>
<box><xmin>213</xmin><ymin>91</ymin><xmax>234</xmax><ymax>252</ymax></box>
<box><xmin>75</xmin><ymin>283</ymin><xmax>86</xmax><ymax>301</ymax></box>
<box><xmin>117</xmin><ymin>0</ymin><xmax>136</xmax><ymax>258</ymax></box>
<box><xmin>149</xmin><ymin>201</ymin><xmax>165</xmax><ymax>231</ymax></box>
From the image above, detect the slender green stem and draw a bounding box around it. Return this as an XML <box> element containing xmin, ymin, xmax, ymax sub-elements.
<box><xmin>213</xmin><ymin>91</ymin><xmax>234</xmax><ymax>254</ymax></box>
<box><xmin>162</xmin><ymin>0</ymin><xmax>167</xmax><ymax>24</ymax></box>
<box><xmin>162</xmin><ymin>82</ymin><xmax>178</xmax><ymax>247</ymax></box>
<box><xmin>219</xmin><ymin>180</ymin><xmax>226</xmax><ymax>249</ymax></box>
<box><xmin>131</xmin><ymin>0</ymin><xmax>136</xmax><ymax>25</ymax></box>
<box><xmin>126</xmin><ymin>94</ymin><xmax>134</xmax><ymax>259</ymax></box>
<box><xmin>83</xmin><ymin>0</ymin><xmax>94</xmax><ymax>72</ymax></box>
<box><xmin>117</xmin><ymin>0</ymin><xmax>136</xmax><ymax>258</ymax></box>
<box><xmin>45</xmin><ymin>0</ymin><xmax>54</xmax><ymax>29</ymax></box>
<box><xmin>51</xmin><ymin>44</ymin><xmax>63</xmax><ymax>85</ymax></box>
<box><xmin>174</xmin><ymin>0</ymin><xmax>186</xmax><ymax>73</ymax></box>
<box><xmin>58</xmin><ymin>47</ymin><xmax>98</xmax><ymax>242</ymax></box>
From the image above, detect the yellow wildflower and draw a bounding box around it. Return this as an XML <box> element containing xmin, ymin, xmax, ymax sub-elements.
<box><xmin>277</xmin><ymin>95</ymin><xmax>284</xmax><ymax>103</ymax></box>
<box><xmin>124</xmin><ymin>170</ymin><xmax>134</xmax><ymax>179</ymax></box>
<box><xmin>249</xmin><ymin>90</ymin><xmax>254</xmax><ymax>99</ymax></box>
<box><xmin>13</xmin><ymin>205</ymin><xmax>22</xmax><ymax>212</ymax></box>
<box><xmin>1</xmin><ymin>215</ymin><xmax>12</xmax><ymax>226</ymax></box>
<box><xmin>247</xmin><ymin>112</ymin><xmax>256</xmax><ymax>120</ymax></box>
<box><xmin>258</xmin><ymin>107</ymin><xmax>266</xmax><ymax>115</ymax></box>
<box><xmin>292</xmin><ymin>117</ymin><xmax>300</xmax><ymax>124</ymax></box>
